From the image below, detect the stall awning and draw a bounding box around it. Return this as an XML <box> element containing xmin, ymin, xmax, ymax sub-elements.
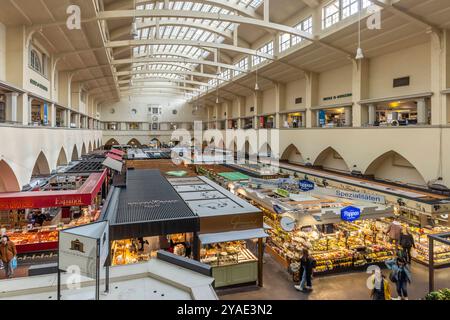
<box><xmin>199</xmin><ymin>228</ymin><xmax>268</xmax><ymax>245</ymax></box>
<box><xmin>106</xmin><ymin>153</ymin><xmax>123</xmax><ymax>161</ymax></box>
<box><xmin>102</xmin><ymin>157</ymin><xmax>123</xmax><ymax>172</ymax></box>
<box><xmin>0</xmin><ymin>169</ymin><xmax>107</xmax><ymax>210</ymax></box>
<box><xmin>110</xmin><ymin>149</ymin><xmax>125</xmax><ymax>156</ymax></box>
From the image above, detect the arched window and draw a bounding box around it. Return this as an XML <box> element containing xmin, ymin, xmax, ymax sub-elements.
<box><xmin>30</xmin><ymin>49</ymin><xmax>42</xmax><ymax>74</ymax></box>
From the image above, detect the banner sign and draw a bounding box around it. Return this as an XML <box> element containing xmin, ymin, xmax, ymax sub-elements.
<box><xmin>299</xmin><ymin>180</ymin><xmax>315</xmax><ymax>192</ymax></box>
<box><xmin>341</xmin><ymin>206</ymin><xmax>361</xmax><ymax>222</ymax></box>
<box><xmin>316</xmin><ymin>187</ymin><xmax>386</xmax><ymax>204</ymax></box>
<box><xmin>319</xmin><ymin>110</ymin><xmax>326</xmax><ymax>126</ymax></box>
<box><xmin>43</xmin><ymin>103</ymin><xmax>48</xmax><ymax>125</ymax></box>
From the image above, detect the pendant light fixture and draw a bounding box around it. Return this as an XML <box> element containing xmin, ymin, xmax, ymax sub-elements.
<box><xmin>355</xmin><ymin>2</ymin><xmax>364</xmax><ymax>60</ymax></box>
<box><xmin>255</xmin><ymin>54</ymin><xmax>260</xmax><ymax>91</ymax></box>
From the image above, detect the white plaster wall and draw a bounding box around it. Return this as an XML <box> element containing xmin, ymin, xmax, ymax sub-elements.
<box><xmin>262</xmin><ymin>87</ymin><xmax>276</xmax><ymax>114</ymax></box>
<box><xmin>369</xmin><ymin>42</ymin><xmax>431</xmax><ymax>99</ymax></box>
<box><xmin>100</xmin><ymin>95</ymin><xmax>204</xmax><ymax>122</ymax></box>
<box><xmin>285</xmin><ymin>78</ymin><xmax>306</xmax><ymax>110</ymax></box>
<box><xmin>0</xmin><ymin>126</ymin><xmax>102</xmax><ymax>189</ymax></box>
<box><xmin>245</xmin><ymin>94</ymin><xmax>254</xmax><ymax>116</ymax></box>
<box><xmin>0</xmin><ymin>22</ymin><xmax>5</xmax><ymax>81</ymax></box>
<box><xmin>318</xmin><ymin>64</ymin><xmax>353</xmax><ymax>105</ymax></box>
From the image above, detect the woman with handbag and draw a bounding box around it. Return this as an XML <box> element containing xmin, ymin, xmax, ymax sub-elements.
<box><xmin>386</xmin><ymin>257</ymin><xmax>412</xmax><ymax>300</ymax></box>
<box><xmin>0</xmin><ymin>235</ymin><xmax>17</xmax><ymax>279</ymax></box>
<box><xmin>399</xmin><ymin>227</ymin><xmax>415</xmax><ymax>264</ymax></box>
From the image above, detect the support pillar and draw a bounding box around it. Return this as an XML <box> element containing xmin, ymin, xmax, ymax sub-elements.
<box><xmin>417</xmin><ymin>98</ymin><xmax>428</xmax><ymax>125</ymax></box>
<box><xmin>275</xmin><ymin>83</ymin><xmax>285</xmax><ymax>129</ymax></box>
<box><xmin>253</xmin><ymin>91</ymin><xmax>262</xmax><ymax>129</ymax></box>
<box><xmin>352</xmin><ymin>58</ymin><xmax>369</xmax><ymax>127</ymax></box>
<box><xmin>5</xmin><ymin>92</ymin><xmax>18</xmax><ymax>123</ymax></box>
<box><xmin>344</xmin><ymin>107</ymin><xmax>352</xmax><ymax>127</ymax></box>
<box><xmin>305</xmin><ymin>72</ymin><xmax>319</xmax><ymax>128</ymax></box>
<box><xmin>368</xmin><ymin>104</ymin><xmax>376</xmax><ymax>126</ymax></box>
<box><xmin>50</xmin><ymin>103</ymin><xmax>56</xmax><ymax>128</ymax></box>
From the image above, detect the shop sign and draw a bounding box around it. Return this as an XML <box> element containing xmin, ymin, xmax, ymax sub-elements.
<box><xmin>316</xmin><ymin>187</ymin><xmax>386</xmax><ymax>204</ymax></box>
<box><xmin>319</xmin><ymin>110</ymin><xmax>326</xmax><ymax>126</ymax></box>
<box><xmin>275</xmin><ymin>188</ymin><xmax>290</xmax><ymax>198</ymax></box>
<box><xmin>299</xmin><ymin>180</ymin><xmax>315</xmax><ymax>192</ymax></box>
<box><xmin>341</xmin><ymin>206</ymin><xmax>361</xmax><ymax>222</ymax></box>
<box><xmin>323</xmin><ymin>93</ymin><xmax>352</xmax><ymax>101</ymax></box>
<box><xmin>30</xmin><ymin>79</ymin><xmax>48</xmax><ymax>92</ymax></box>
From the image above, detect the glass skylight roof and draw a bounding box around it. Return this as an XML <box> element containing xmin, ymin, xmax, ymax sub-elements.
<box><xmin>130</xmin><ymin>0</ymin><xmax>263</xmax><ymax>92</ymax></box>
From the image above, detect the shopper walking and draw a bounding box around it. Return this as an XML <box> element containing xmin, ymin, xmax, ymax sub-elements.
<box><xmin>294</xmin><ymin>249</ymin><xmax>316</xmax><ymax>293</ymax></box>
<box><xmin>385</xmin><ymin>220</ymin><xmax>402</xmax><ymax>245</ymax></box>
<box><xmin>386</xmin><ymin>257</ymin><xmax>412</xmax><ymax>300</ymax></box>
<box><xmin>0</xmin><ymin>235</ymin><xmax>17</xmax><ymax>279</ymax></box>
<box><xmin>369</xmin><ymin>270</ymin><xmax>391</xmax><ymax>300</ymax></box>
<box><xmin>399</xmin><ymin>227</ymin><xmax>415</xmax><ymax>264</ymax></box>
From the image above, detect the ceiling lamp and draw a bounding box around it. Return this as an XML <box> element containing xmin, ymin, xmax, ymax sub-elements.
<box><xmin>255</xmin><ymin>57</ymin><xmax>260</xmax><ymax>91</ymax></box>
<box><xmin>355</xmin><ymin>3</ymin><xmax>364</xmax><ymax>60</ymax></box>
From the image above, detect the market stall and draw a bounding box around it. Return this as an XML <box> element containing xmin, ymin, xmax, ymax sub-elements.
<box><xmin>232</xmin><ymin>180</ymin><xmax>397</xmax><ymax>280</ymax></box>
<box><xmin>100</xmin><ymin>169</ymin><xmax>200</xmax><ymax>266</ymax></box>
<box><xmin>168</xmin><ymin>176</ymin><xmax>266</xmax><ymax>288</ymax></box>
<box><xmin>0</xmin><ymin>170</ymin><xmax>107</xmax><ymax>254</ymax></box>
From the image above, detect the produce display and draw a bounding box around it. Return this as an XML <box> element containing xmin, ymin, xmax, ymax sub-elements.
<box><xmin>425</xmin><ymin>288</ymin><xmax>450</xmax><ymax>300</ymax></box>
<box><xmin>264</xmin><ymin>212</ymin><xmax>396</xmax><ymax>276</ymax></box>
<box><xmin>200</xmin><ymin>241</ymin><xmax>257</xmax><ymax>267</ymax></box>
<box><xmin>377</xmin><ymin>218</ymin><xmax>450</xmax><ymax>266</ymax></box>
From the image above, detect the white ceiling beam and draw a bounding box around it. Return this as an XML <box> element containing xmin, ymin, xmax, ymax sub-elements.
<box><xmin>112</xmin><ymin>57</ymin><xmax>245</xmax><ymax>72</ymax></box>
<box><xmin>97</xmin><ymin>10</ymin><xmax>314</xmax><ymax>39</ymax></box>
<box><xmin>302</xmin><ymin>0</ymin><xmax>320</xmax><ymax>8</ymax></box>
<box><xmin>118</xmin><ymin>77</ymin><xmax>214</xmax><ymax>87</ymax></box>
<box><xmin>116</xmin><ymin>69</ymin><xmax>228</xmax><ymax>80</ymax></box>
<box><xmin>120</xmin><ymin>85</ymin><xmax>202</xmax><ymax>92</ymax></box>
<box><xmin>106</xmin><ymin>39</ymin><xmax>274</xmax><ymax>60</ymax></box>
<box><xmin>136</xmin><ymin>0</ymin><xmax>260</xmax><ymax>18</ymax></box>
<box><xmin>370</xmin><ymin>0</ymin><xmax>441</xmax><ymax>33</ymax></box>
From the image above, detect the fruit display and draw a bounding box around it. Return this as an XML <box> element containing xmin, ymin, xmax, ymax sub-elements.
<box><xmin>425</xmin><ymin>288</ymin><xmax>450</xmax><ymax>300</ymax></box>
<box><xmin>377</xmin><ymin>218</ymin><xmax>450</xmax><ymax>266</ymax></box>
<box><xmin>264</xmin><ymin>214</ymin><xmax>396</xmax><ymax>276</ymax></box>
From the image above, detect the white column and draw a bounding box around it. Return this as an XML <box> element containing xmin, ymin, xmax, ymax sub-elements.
<box><xmin>344</xmin><ymin>107</ymin><xmax>352</xmax><ymax>127</ymax></box>
<box><xmin>5</xmin><ymin>92</ymin><xmax>18</xmax><ymax>122</ymax></box>
<box><xmin>27</xmin><ymin>97</ymin><xmax>32</xmax><ymax>125</ymax></box>
<box><xmin>66</xmin><ymin>110</ymin><xmax>71</xmax><ymax>128</ymax></box>
<box><xmin>417</xmin><ymin>98</ymin><xmax>427</xmax><ymax>125</ymax></box>
<box><xmin>305</xmin><ymin>72</ymin><xmax>319</xmax><ymax>128</ymax></box>
<box><xmin>254</xmin><ymin>91</ymin><xmax>262</xmax><ymax>129</ymax></box>
<box><xmin>50</xmin><ymin>103</ymin><xmax>56</xmax><ymax>127</ymax></box>
<box><xmin>316</xmin><ymin>110</ymin><xmax>321</xmax><ymax>127</ymax></box>
<box><xmin>368</xmin><ymin>104</ymin><xmax>376</xmax><ymax>126</ymax></box>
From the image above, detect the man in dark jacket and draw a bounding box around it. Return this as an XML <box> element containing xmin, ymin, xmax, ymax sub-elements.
<box><xmin>294</xmin><ymin>249</ymin><xmax>316</xmax><ymax>292</ymax></box>
<box><xmin>399</xmin><ymin>227</ymin><xmax>415</xmax><ymax>264</ymax></box>
<box><xmin>0</xmin><ymin>235</ymin><xmax>17</xmax><ymax>278</ymax></box>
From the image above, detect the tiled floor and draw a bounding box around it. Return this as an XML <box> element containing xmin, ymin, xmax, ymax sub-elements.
<box><xmin>217</xmin><ymin>255</ymin><xmax>450</xmax><ymax>300</ymax></box>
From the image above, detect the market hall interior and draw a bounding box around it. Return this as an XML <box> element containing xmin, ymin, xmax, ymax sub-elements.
<box><xmin>1</xmin><ymin>0</ymin><xmax>450</xmax><ymax>301</ymax></box>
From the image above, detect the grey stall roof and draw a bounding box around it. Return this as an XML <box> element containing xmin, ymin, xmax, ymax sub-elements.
<box><xmin>104</xmin><ymin>169</ymin><xmax>199</xmax><ymax>240</ymax></box>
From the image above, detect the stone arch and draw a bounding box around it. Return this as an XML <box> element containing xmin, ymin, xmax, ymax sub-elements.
<box><xmin>259</xmin><ymin>143</ymin><xmax>272</xmax><ymax>158</ymax></box>
<box><xmin>88</xmin><ymin>141</ymin><xmax>93</xmax><ymax>153</ymax></box>
<box><xmin>32</xmin><ymin>151</ymin><xmax>51</xmax><ymax>177</ymax></box>
<box><xmin>280</xmin><ymin>144</ymin><xmax>305</xmax><ymax>165</ymax></box>
<box><xmin>0</xmin><ymin>160</ymin><xmax>20</xmax><ymax>192</ymax></box>
<box><xmin>93</xmin><ymin>140</ymin><xmax>97</xmax><ymax>150</ymax></box>
<box><xmin>313</xmin><ymin>147</ymin><xmax>350</xmax><ymax>173</ymax></box>
<box><xmin>71</xmin><ymin>145</ymin><xmax>79</xmax><ymax>161</ymax></box>
<box><xmin>81</xmin><ymin>143</ymin><xmax>87</xmax><ymax>156</ymax></box>
<box><xmin>56</xmin><ymin>147</ymin><xmax>68</xmax><ymax>167</ymax></box>
<box><xmin>105</xmin><ymin>138</ymin><xmax>119</xmax><ymax>150</ymax></box>
<box><xmin>98</xmin><ymin>139</ymin><xmax>101</xmax><ymax>149</ymax></box>
<box><xmin>128</xmin><ymin>138</ymin><xmax>143</xmax><ymax>147</ymax></box>
<box><xmin>364</xmin><ymin>150</ymin><xmax>427</xmax><ymax>187</ymax></box>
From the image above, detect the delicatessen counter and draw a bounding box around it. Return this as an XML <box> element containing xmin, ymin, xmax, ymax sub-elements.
<box><xmin>200</xmin><ymin>241</ymin><xmax>258</xmax><ymax>288</ymax></box>
<box><xmin>264</xmin><ymin>210</ymin><xmax>396</xmax><ymax>278</ymax></box>
<box><xmin>5</xmin><ymin>208</ymin><xmax>101</xmax><ymax>254</ymax></box>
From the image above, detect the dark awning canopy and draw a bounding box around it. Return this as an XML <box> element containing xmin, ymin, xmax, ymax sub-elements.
<box><xmin>102</xmin><ymin>170</ymin><xmax>199</xmax><ymax>241</ymax></box>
